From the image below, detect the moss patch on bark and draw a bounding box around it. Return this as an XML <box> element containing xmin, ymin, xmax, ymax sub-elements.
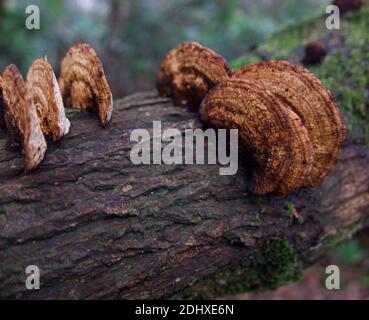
<box><xmin>178</xmin><ymin>240</ymin><xmax>302</xmax><ymax>299</ymax></box>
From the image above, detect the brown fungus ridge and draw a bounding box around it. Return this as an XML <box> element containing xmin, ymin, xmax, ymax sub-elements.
<box><xmin>156</xmin><ymin>41</ymin><xmax>233</xmax><ymax>109</ymax></box>
<box><xmin>234</xmin><ymin>60</ymin><xmax>346</xmax><ymax>188</ymax></box>
<box><xmin>0</xmin><ymin>75</ymin><xmax>5</xmax><ymax>128</ymax></box>
<box><xmin>59</xmin><ymin>43</ymin><xmax>113</xmax><ymax>126</ymax></box>
<box><xmin>2</xmin><ymin>64</ymin><xmax>47</xmax><ymax>172</ymax></box>
<box><xmin>27</xmin><ymin>58</ymin><xmax>70</xmax><ymax>141</ymax></box>
<box><xmin>200</xmin><ymin>78</ymin><xmax>300</xmax><ymax>195</ymax></box>
<box><xmin>275</xmin><ymin>109</ymin><xmax>314</xmax><ymax>195</ymax></box>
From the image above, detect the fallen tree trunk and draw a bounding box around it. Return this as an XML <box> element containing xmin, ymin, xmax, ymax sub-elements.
<box><xmin>0</xmin><ymin>91</ymin><xmax>368</xmax><ymax>299</ymax></box>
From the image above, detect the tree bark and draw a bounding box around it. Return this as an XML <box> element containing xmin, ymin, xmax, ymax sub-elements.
<box><xmin>0</xmin><ymin>92</ymin><xmax>368</xmax><ymax>299</ymax></box>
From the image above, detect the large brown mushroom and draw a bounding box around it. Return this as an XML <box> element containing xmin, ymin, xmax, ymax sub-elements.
<box><xmin>27</xmin><ymin>58</ymin><xmax>70</xmax><ymax>141</ymax></box>
<box><xmin>2</xmin><ymin>64</ymin><xmax>47</xmax><ymax>172</ymax></box>
<box><xmin>156</xmin><ymin>41</ymin><xmax>233</xmax><ymax>109</ymax></box>
<box><xmin>200</xmin><ymin>78</ymin><xmax>312</xmax><ymax>195</ymax></box>
<box><xmin>59</xmin><ymin>43</ymin><xmax>113</xmax><ymax>126</ymax></box>
<box><xmin>234</xmin><ymin>60</ymin><xmax>346</xmax><ymax>188</ymax></box>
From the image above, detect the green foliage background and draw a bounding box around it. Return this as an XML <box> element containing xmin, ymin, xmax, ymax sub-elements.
<box><xmin>0</xmin><ymin>0</ymin><xmax>329</xmax><ymax>95</ymax></box>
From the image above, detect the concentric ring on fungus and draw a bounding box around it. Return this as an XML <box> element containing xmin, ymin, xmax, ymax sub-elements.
<box><xmin>200</xmin><ymin>78</ymin><xmax>311</xmax><ymax>195</ymax></box>
<box><xmin>27</xmin><ymin>58</ymin><xmax>70</xmax><ymax>141</ymax></box>
<box><xmin>2</xmin><ymin>64</ymin><xmax>47</xmax><ymax>172</ymax></box>
<box><xmin>234</xmin><ymin>60</ymin><xmax>346</xmax><ymax>187</ymax></box>
<box><xmin>59</xmin><ymin>43</ymin><xmax>113</xmax><ymax>126</ymax></box>
<box><xmin>156</xmin><ymin>41</ymin><xmax>233</xmax><ymax>109</ymax></box>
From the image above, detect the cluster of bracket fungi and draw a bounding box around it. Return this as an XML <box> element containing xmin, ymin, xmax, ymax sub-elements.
<box><xmin>156</xmin><ymin>41</ymin><xmax>346</xmax><ymax>196</ymax></box>
<box><xmin>0</xmin><ymin>43</ymin><xmax>113</xmax><ymax>172</ymax></box>
<box><xmin>0</xmin><ymin>39</ymin><xmax>347</xmax><ymax>197</ymax></box>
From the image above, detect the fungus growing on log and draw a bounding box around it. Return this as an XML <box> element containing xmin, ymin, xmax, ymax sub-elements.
<box><xmin>199</xmin><ymin>78</ymin><xmax>311</xmax><ymax>195</ymax></box>
<box><xmin>2</xmin><ymin>64</ymin><xmax>47</xmax><ymax>172</ymax></box>
<box><xmin>156</xmin><ymin>41</ymin><xmax>233</xmax><ymax>109</ymax></box>
<box><xmin>0</xmin><ymin>75</ymin><xmax>5</xmax><ymax>128</ymax></box>
<box><xmin>234</xmin><ymin>60</ymin><xmax>346</xmax><ymax>188</ymax></box>
<box><xmin>27</xmin><ymin>58</ymin><xmax>70</xmax><ymax>141</ymax></box>
<box><xmin>59</xmin><ymin>43</ymin><xmax>113</xmax><ymax>126</ymax></box>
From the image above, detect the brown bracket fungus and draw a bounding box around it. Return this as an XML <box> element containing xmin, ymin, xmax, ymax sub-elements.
<box><xmin>59</xmin><ymin>43</ymin><xmax>113</xmax><ymax>126</ymax></box>
<box><xmin>156</xmin><ymin>41</ymin><xmax>233</xmax><ymax>109</ymax></box>
<box><xmin>2</xmin><ymin>64</ymin><xmax>47</xmax><ymax>172</ymax></box>
<box><xmin>200</xmin><ymin>78</ymin><xmax>314</xmax><ymax>195</ymax></box>
<box><xmin>234</xmin><ymin>60</ymin><xmax>346</xmax><ymax>188</ymax></box>
<box><xmin>27</xmin><ymin>58</ymin><xmax>70</xmax><ymax>141</ymax></box>
<box><xmin>274</xmin><ymin>108</ymin><xmax>314</xmax><ymax>195</ymax></box>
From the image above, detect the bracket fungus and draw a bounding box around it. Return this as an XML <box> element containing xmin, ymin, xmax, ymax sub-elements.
<box><xmin>2</xmin><ymin>64</ymin><xmax>47</xmax><ymax>172</ymax></box>
<box><xmin>156</xmin><ymin>41</ymin><xmax>233</xmax><ymax>109</ymax></box>
<box><xmin>234</xmin><ymin>60</ymin><xmax>346</xmax><ymax>189</ymax></box>
<box><xmin>27</xmin><ymin>58</ymin><xmax>70</xmax><ymax>141</ymax></box>
<box><xmin>200</xmin><ymin>78</ymin><xmax>313</xmax><ymax>195</ymax></box>
<box><xmin>59</xmin><ymin>43</ymin><xmax>113</xmax><ymax>126</ymax></box>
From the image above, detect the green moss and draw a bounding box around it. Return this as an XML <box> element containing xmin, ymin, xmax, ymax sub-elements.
<box><xmin>311</xmin><ymin>48</ymin><xmax>369</xmax><ymax>143</ymax></box>
<box><xmin>311</xmin><ymin>6</ymin><xmax>369</xmax><ymax>143</ymax></box>
<box><xmin>178</xmin><ymin>239</ymin><xmax>302</xmax><ymax>299</ymax></box>
<box><xmin>284</xmin><ymin>201</ymin><xmax>295</xmax><ymax>220</ymax></box>
<box><xmin>256</xmin><ymin>239</ymin><xmax>302</xmax><ymax>289</ymax></box>
<box><xmin>64</xmin><ymin>108</ymin><xmax>82</xmax><ymax>117</ymax></box>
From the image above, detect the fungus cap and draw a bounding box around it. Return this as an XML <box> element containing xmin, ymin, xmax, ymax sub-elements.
<box><xmin>27</xmin><ymin>58</ymin><xmax>70</xmax><ymax>141</ymax></box>
<box><xmin>200</xmin><ymin>78</ymin><xmax>300</xmax><ymax>195</ymax></box>
<box><xmin>2</xmin><ymin>64</ymin><xmax>47</xmax><ymax>172</ymax></box>
<box><xmin>59</xmin><ymin>43</ymin><xmax>113</xmax><ymax>126</ymax></box>
<box><xmin>234</xmin><ymin>60</ymin><xmax>346</xmax><ymax>188</ymax></box>
<box><xmin>156</xmin><ymin>41</ymin><xmax>233</xmax><ymax>109</ymax></box>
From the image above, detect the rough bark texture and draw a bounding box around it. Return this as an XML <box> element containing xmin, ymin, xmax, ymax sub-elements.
<box><xmin>0</xmin><ymin>91</ymin><xmax>368</xmax><ymax>299</ymax></box>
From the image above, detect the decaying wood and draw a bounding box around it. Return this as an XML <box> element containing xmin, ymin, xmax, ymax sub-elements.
<box><xmin>0</xmin><ymin>91</ymin><xmax>368</xmax><ymax>299</ymax></box>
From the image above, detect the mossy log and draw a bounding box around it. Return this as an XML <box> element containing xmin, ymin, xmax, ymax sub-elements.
<box><xmin>1</xmin><ymin>4</ymin><xmax>369</xmax><ymax>300</ymax></box>
<box><xmin>0</xmin><ymin>91</ymin><xmax>368</xmax><ymax>299</ymax></box>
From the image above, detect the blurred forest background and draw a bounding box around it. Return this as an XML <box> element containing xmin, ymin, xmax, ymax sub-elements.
<box><xmin>0</xmin><ymin>0</ymin><xmax>330</xmax><ymax>96</ymax></box>
<box><xmin>0</xmin><ymin>0</ymin><xmax>368</xmax><ymax>299</ymax></box>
